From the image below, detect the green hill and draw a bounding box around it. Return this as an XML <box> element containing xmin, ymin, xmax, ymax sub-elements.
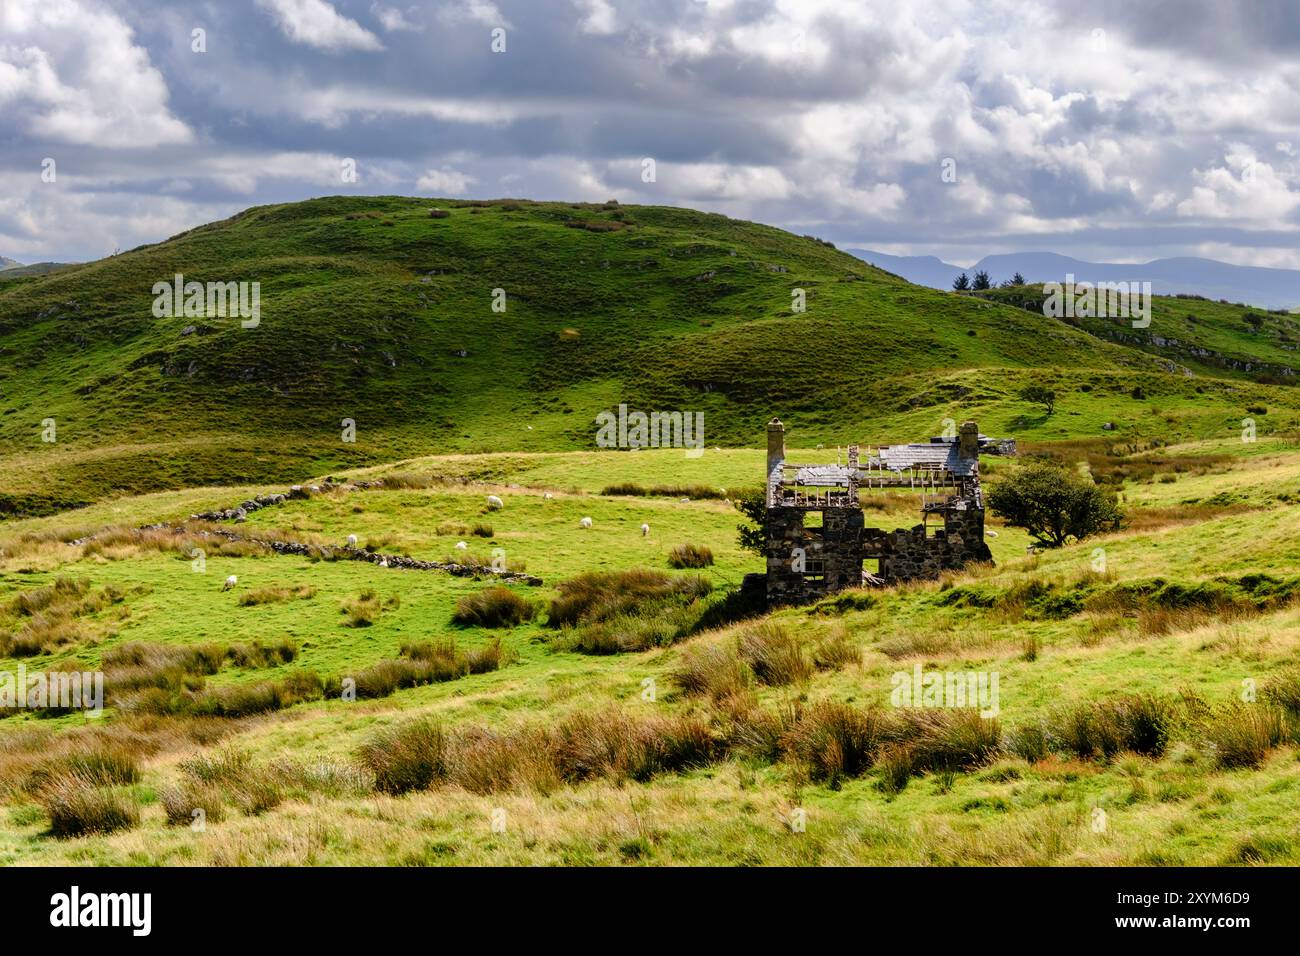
<box><xmin>1</xmin><ymin>195</ymin><xmax>1295</xmax><ymax>516</ymax></box>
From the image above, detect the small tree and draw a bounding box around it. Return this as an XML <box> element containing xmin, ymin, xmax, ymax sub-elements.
<box><xmin>1010</xmin><ymin>272</ymin><xmax>1026</xmax><ymax>285</ymax></box>
<box><xmin>1019</xmin><ymin>384</ymin><xmax>1056</xmax><ymax>416</ymax></box>
<box><xmin>987</xmin><ymin>460</ymin><xmax>1121</xmax><ymax>548</ymax></box>
<box><xmin>952</xmin><ymin>272</ymin><xmax>971</xmax><ymax>291</ymax></box>
<box><xmin>733</xmin><ymin>488</ymin><xmax>767</xmax><ymax>554</ymax></box>
<box><xmin>972</xmin><ymin>270</ymin><xmax>992</xmax><ymax>290</ymax></box>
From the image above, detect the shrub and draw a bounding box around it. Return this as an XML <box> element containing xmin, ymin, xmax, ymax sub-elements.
<box><xmin>470</xmin><ymin>523</ymin><xmax>494</xmax><ymax>538</ymax></box>
<box><xmin>428</xmin><ymin>208</ymin><xmax>450</xmax><ymax>218</ymax></box>
<box><xmin>452</xmin><ymin>587</ymin><xmax>535</xmax><ymax>627</ymax></box>
<box><xmin>668</xmin><ymin>543</ymin><xmax>714</xmax><ymax>569</ymax></box>
<box><xmin>40</xmin><ymin>774</ymin><xmax>139</xmax><ymax>838</ymax></box>
<box><xmin>357</xmin><ymin>719</ymin><xmax>449</xmax><ymax>794</ymax></box>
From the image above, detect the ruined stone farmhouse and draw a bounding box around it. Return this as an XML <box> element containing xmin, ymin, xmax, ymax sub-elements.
<box><xmin>757</xmin><ymin>418</ymin><xmax>1015</xmax><ymax>605</ymax></box>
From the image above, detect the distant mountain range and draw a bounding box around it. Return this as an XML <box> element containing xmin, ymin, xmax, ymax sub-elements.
<box><xmin>0</xmin><ymin>256</ymin><xmax>70</xmax><ymax>279</ymax></box>
<box><xmin>851</xmin><ymin>249</ymin><xmax>1300</xmax><ymax>311</ymax></box>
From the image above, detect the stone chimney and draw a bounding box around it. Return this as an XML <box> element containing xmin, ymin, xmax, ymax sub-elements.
<box><xmin>958</xmin><ymin>420</ymin><xmax>979</xmax><ymax>460</ymax></box>
<box><xmin>767</xmin><ymin>418</ymin><xmax>786</xmax><ymax>478</ymax></box>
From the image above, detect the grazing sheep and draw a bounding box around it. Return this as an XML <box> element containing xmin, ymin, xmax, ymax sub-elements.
<box><xmin>222</xmin><ymin>574</ymin><xmax>237</xmax><ymax>591</ymax></box>
<box><xmin>455</xmin><ymin>541</ymin><xmax>468</xmax><ymax>550</ymax></box>
<box><xmin>486</xmin><ymin>494</ymin><xmax>504</xmax><ymax>510</ymax></box>
<box><xmin>346</xmin><ymin>534</ymin><xmax>358</xmax><ymax>547</ymax></box>
<box><xmin>640</xmin><ymin>523</ymin><xmax>650</xmax><ymax>536</ymax></box>
<box><xmin>580</xmin><ymin>517</ymin><xmax>593</xmax><ymax>529</ymax></box>
<box><xmin>543</xmin><ymin>492</ymin><xmax>553</xmax><ymax>501</ymax></box>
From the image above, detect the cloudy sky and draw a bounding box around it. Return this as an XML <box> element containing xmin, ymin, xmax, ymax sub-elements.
<box><xmin>2</xmin><ymin>0</ymin><xmax>1299</xmax><ymax>267</ymax></box>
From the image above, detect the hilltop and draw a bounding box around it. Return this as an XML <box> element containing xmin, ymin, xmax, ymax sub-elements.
<box><xmin>0</xmin><ymin>195</ymin><xmax>1295</xmax><ymax>516</ymax></box>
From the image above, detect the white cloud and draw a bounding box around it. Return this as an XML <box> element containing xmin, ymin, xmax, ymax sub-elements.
<box><xmin>416</xmin><ymin>167</ymin><xmax>477</xmax><ymax>195</ymax></box>
<box><xmin>256</xmin><ymin>0</ymin><xmax>384</xmax><ymax>52</ymax></box>
<box><xmin>574</xmin><ymin>0</ymin><xmax>616</xmax><ymax>35</ymax></box>
<box><xmin>439</xmin><ymin>1</ymin><xmax>510</xmax><ymax>29</ymax></box>
<box><xmin>0</xmin><ymin>0</ymin><xmax>190</xmax><ymax>148</ymax></box>
<box><xmin>371</xmin><ymin>3</ymin><xmax>423</xmax><ymax>32</ymax></box>
<box><xmin>1177</xmin><ymin>147</ymin><xmax>1300</xmax><ymax>221</ymax></box>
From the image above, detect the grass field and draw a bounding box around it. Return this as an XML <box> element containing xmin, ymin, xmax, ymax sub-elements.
<box><xmin>3</xmin><ymin>434</ymin><xmax>1300</xmax><ymax>866</ymax></box>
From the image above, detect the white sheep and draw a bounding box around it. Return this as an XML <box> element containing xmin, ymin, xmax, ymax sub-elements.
<box><xmin>486</xmin><ymin>494</ymin><xmax>504</xmax><ymax>510</ymax></box>
<box><xmin>640</xmin><ymin>523</ymin><xmax>650</xmax><ymax>536</ymax></box>
<box><xmin>380</xmin><ymin>557</ymin><xmax>389</xmax><ymax>568</ymax></box>
<box><xmin>455</xmin><ymin>541</ymin><xmax>468</xmax><ymax>550</ymax></box>
<box><xmin>222</xmin><ymin>574</ymin><xmax>237</xmax><ymax>591</ymax></box>
<box><xmin>985</xmin><ymin>530</ymin><xmax>999</xmax><ymax>538</ymax></box>
<box><xmin>346</xmin><ymin>534</ymin><xmax>358</xmax><ymax>547</ymax></box>
<box><xmin>580</xmin><ymin>517</ymin><xmax>593</xmax><ymax>529</ymax></box>
<box><xmin>543</xmin><ymin>492</ymin><xmax>553</xmax><ymax>501</ymax></box>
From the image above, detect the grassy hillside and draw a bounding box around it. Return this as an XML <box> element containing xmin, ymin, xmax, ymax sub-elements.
<box><xmin>977</xmin><ymin>283</ymin><xmax>1300</xmax><ymax>381</ymax></box>
<box><xmin>4</xmin><ymin>195</ymin><xmax>1295</xmax><ymax>518</ymax></box>
<box><xmin>3</xmin><ymin>438</ymin><xmax>1300</xmax><ymax>865</ymax></box>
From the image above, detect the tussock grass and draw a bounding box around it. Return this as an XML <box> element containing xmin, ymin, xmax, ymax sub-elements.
<box><xmin>160</xmin><ymin>782</ymin><xmax>226</xmax><ymax>826</ymax></box>
<box><xmin>672</xmin><ymin>641</ymin><xmax>753</xmax><ymax>700</ymax></box>
<box><xmin>39</xmin><ymin>773</ymin><xmax>139</xmax><ymax>838</ymax></box>
<box><xmin>1198</xmin><ymin>703</ymin><xmax>1291</xmax><ymax>769</ymax></box>
<box><xmin>600</xmin><ymin>483</ymin><xmax>727</xmax><ymax>500</ymax></box>
<box><xmin>668</xmin><ymin>543</ymin><xmax>714</xmax><ymax>569</ymax></box>
<box><xmin>548</xmin><ymin>569</ymin><xmax>713</xmax><ymax>628</ymax></box>
<box><xmin>1049</xmin><ymin>694</ymin><xmax>1176</xmax><ymax>759</ymax></box>
<box><xmin>340</xmin><ymin>588</ymin><xmax>398</xmax><ymax>627</ymax></box>
<box><xmin>451</xmin><ymin>586</ymin><xmax>536</xmax><ymax>627</ymax></box>
<box><xmin>237</xmin><ymin>584</ymin><xmax>316</xmax><ymax>606</ymax></box>
<box><xmin>812</xmin><ymin>625</ymin><xmax>859</xmax><ymax>670</ymax></box>
<box><xmin>357</xmin><ymin>719</ymin><xmax>449</xmax><ymax>794</ymax></box>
